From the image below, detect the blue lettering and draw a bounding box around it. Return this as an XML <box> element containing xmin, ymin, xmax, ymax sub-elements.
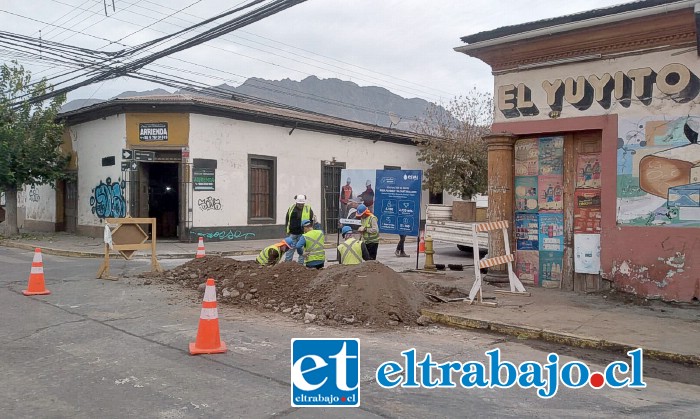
<box><xmin>436</xmin><ymin>362</ymin><xmax>461</xmax><ymax>388</ymax></box>
<box><xmin>517</xmin><ymin>361</ymin><xmax>546</xmax><ymax>389</ymax></box>
<box><xmin>627</xmin><ymin>348</ymin><xmax>647</xmax><ymax>388</ymax></box>
<box><xmin>460</xmin><ymin>362</ymin><xmax>487</xmax><ymax>388</ymax></box>
<box><xmin>376</xmin><ymin>362</ymin><xmax>403</xmax><ymax>388</ymax></box>
<box><xmin>560</xmin><ymin>361</ymin><xmax>590</xmax><ymax>389</ymax></box>
<box><xmin>605</xmin><ymin>361</ymin><xmax>630</xmax><ymax>388</ymax></box>
<box><xmin>417</xmin><ymin>353</ymin><xmax>439</xmax><ymax>388</ymax></box>
<box><xmin>401</xmin><ymin>349</ymin><xmax>419</xmax><ymax>388</ymax></box>
<box><xmin>486</xmin><ymin>348</ymin><xmax>517</xmax><ymax>388</ymax></box>
<box><xmin>537</xmin><ymin>353</ymin><xmax>559</xmax><ymax>399</ymax></box>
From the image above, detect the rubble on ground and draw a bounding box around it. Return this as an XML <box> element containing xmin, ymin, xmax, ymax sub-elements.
<box><xmin>152</xmin><ymin>256</ymin><xmax>432</xmax><ymax>328</ymax></box>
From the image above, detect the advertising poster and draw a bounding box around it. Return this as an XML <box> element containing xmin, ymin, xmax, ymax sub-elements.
<box><xmin>339</xmin><ymin>169</ymin><xmax>376</xmax><ymax>226</ymax></box>
<box><xmin>515</xmin><ymin>213</ymin><xmax>539</xmax><ymax>250</ymax></box>
<box><xmin>515</xmin><ymin>250</ymin><xmax>539</xmax><ymax>286</ymax></box>
<box><xmin>515</xmin><ymin>138</ymin><xmax>539</xmax><ymax>176</ymax></box>
<box><xmin>539</xmin><ymin>251</ymin><xmax>564</xmax><ymax>283</ymax></box>
<box><xmin>575</xmin><ymin>234</ymin><xmax>601</xmax><ymax>274</ymax></box>
<box><xmin>538</xmin><ymin>213</ymin><xmax>564</xmax><ymax>251</ymax></box>
<box><xmin>576</xmin><ymin>153</ymin><xmax>602</xmax><ymax>188</ymax></box>
<box><xmin>538</xmin><ymin>136</ymin><xmax>564</xmax><ymax>175</ymax></box>
<box><xmin>515</xmin><ymin>176</ymin><xmax>539</xmax><ymax>212</ymax></box>
<box><xmin>374</xmin><ymin>170</ymin><xmax>422</xmax><ymax>237</ymax></box>
<box><xmin>575</xmin><ymin>189</ymin><xmax>602</xmax><ymax>234</ymax></box>
<box><xmin>538</xmin><ymin>174</ymin><xmax>564</xmax><ymax>211</ymax></box>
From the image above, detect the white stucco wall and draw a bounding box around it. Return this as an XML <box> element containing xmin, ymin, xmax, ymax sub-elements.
<box><xmin>188</xmin><ymin>114</ymin><xmax>427</xmax><ymax>227</ymax></box>
<box><xmin>23</xmin><ymin>183</ymin><xmax>56</xmax><ymax>223</ymax></box>
<box><xmin>70</xmin><ymin>115</ymin><xmax>127</xmax><ymax>227</ymax></box>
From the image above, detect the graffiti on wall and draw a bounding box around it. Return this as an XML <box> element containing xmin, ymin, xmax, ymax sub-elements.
<box><xmin>617</xmin><ymin>116</ymin><xmax>700</xmax><ymax>226</ymax></box>
<box><xmin>189</xmin><ymin>229</ymin><xmax>255</xmax><ymax>241</ymax></box>
<box><xmin>28</xmin><ymin>186</ymin><xmax>40</xmax><ymax>202</ymax></box>
<box><xmin>90</xmin><ymin>177</ymin><xmax>126</xmax><ymax>219</ymax></box>
<box><xmin>197</xmin><ymin>197</ymin><xmax>222</xmax><ymax>211</ymax></box>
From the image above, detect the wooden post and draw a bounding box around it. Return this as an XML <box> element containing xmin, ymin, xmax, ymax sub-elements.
<box><xmin>150</xmin><ymin>218</ymin><xmax>163</xmax><ymax>273</ymax></box>
<box><xmin>484</xmin><ymin>133</ymin><xmax>516</xmax><ymax>282</ymax></box>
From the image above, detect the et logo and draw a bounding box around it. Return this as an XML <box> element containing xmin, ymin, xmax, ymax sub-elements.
<box><xmin>291</xmin><ymin>338</ymin><xmax>360</xmax><ymax>407</ymax></box>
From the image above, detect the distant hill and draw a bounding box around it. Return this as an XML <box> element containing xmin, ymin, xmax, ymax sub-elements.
<box><xmin>61</xmin><ymin>77</ymin><xmax>432</xmax><ymax>131</ymax></box>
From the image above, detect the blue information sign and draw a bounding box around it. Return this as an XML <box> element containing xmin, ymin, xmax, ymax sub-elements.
<box><xmin>375</xmin><ymin>170</ymin><xmax>422</xmax><ymax>237</ymax></box>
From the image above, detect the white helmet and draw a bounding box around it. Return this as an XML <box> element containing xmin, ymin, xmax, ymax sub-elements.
<box><xmin>295</xmin><ymin>194</ymin><xmax>307</xmax><ymax>204</ymax></box>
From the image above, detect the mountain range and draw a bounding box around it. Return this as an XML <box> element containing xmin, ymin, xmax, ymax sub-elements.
<box><xmin>60</xmin><ymin>76</ymin><xmax>433</xmax><ymax>131</ymax></box>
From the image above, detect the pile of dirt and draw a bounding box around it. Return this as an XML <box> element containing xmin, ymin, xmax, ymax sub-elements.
<box><xmin>153</xmin><ymin>256</ymin><xmax>431</xmax><ymax>327</ymax></box>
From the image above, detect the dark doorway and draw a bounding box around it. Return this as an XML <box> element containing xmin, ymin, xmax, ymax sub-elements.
<box><xmin>63</xmin><ymin>177</ymin><xmax>77</xmax><ymax>233</ymax></box>
<box><xmin>321</xmin><ymin>160</ymin><xmax>345</xmax><ymax>234</ymax></box>
<box><xmin>147</xmin><ymin>163</ymin><xmax>179</xmax><ymax>238</ymax></box>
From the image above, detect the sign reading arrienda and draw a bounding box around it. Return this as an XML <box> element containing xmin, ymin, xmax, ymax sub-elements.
<box><xmin>498</xmin><ymin>63</ymin><xmax>699</xmax><ymax>118</ymax></box>
<box><xmin>139</xmin><ymin>122</ymin><xmax>168</xmax><ymax>141</ymax></box>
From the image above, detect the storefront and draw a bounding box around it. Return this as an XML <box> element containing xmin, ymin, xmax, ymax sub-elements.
<box><xmin>456</xmin><ymin>0</ymin><xmax>699</xmax><ymax>301</ymax></box>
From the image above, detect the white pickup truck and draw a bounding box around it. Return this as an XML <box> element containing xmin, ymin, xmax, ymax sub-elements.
<box><xmin>425</xmin><ymin>203</ymin><xmax>489</xmax><ymax>255</ymax></box>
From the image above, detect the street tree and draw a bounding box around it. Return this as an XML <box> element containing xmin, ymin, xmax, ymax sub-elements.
<box><xmin>414</xmin><ymin>88</ymin><xmax>493</xmax><ymax>199</ymax></box>
<box><xmin>0</xmin><ymin>61</ymin><xmax>69</xmax><ymax>236</ymax></box>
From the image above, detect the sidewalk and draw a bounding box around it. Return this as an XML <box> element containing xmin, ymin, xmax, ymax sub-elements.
<box><xmin>0</xmin><ymin>231</ymin><xmax>411</xmax><ymax>259</ymax></box>
<box><xmin>421</xmin><ymin>284</ymin><xmax>700</xmax><ymax>366</ymax></box>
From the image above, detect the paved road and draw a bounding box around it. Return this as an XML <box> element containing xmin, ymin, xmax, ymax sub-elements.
<box><xmin>1</xmin><ymin>247</ymin><xmax>698</xmax><ymax>418</ymax></box>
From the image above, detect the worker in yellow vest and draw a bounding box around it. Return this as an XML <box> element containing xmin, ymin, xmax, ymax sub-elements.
<box><xmin>356</xmin><ymin>204</ymin><xmax>379</xmax><ymax>260</ymax></box>
<box><xmin>256</xmin><ymin>237</ymin><xmax>293</xmax><ymax>266</ymax></box>
<box><xmin>295</xmin><ymin>219</ymin><xmax>325</xmax><ymax>269</ymax></box>
<box><xmin>337</xmin><ymin>226</ymin><xmax>369</xmax><ymax>265</ymax></box>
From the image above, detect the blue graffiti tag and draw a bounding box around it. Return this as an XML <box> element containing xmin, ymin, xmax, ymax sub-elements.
<box><xmin>90</xmin><ymin>177</ymin><xmax>127</xmax><ymax>219</ymax></box>
<box><xmin>189</xmin><ymin>229</ymin><xmax>256</xmax><ymax>241</ymax></box>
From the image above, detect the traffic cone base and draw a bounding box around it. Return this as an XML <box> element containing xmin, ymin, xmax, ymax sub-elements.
<box><xmin>189</xmin><ymin>340</ymin><xmax>227</xmax><ymax>355</ymax></box>
<box><xmin>22</xmin><ymin>289</ymin><xmax>51</xmax><ymax>296</ymax></box>
<box><xmin>23</xmin><ymin>248</ymin><xmax>50</xmax><ymax>296</ymax></box>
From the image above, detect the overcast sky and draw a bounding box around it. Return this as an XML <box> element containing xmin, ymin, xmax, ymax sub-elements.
<box><xmin>2</xmin><ymin>0</ymin><xmax>626</xmax><ymax>105</ymax></box>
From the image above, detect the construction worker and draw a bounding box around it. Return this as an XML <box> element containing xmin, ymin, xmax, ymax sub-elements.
<box><xmin>337</xmin><ymin>226</ymin><xmax>369</xmax><ymax>265</ymax></box>
<box><xmin>284</xmin><ymin>194</ymin><xmax>314</xmax><ymax>263</ymax></box>
<box><xmin>295</xmin><ymin>219</ymin><xmax>325</xmax><ymax>269</ymax></box>
<box><xmin>356</xmin><ymin>204</ymin><xmax>379</xmax><ymax>260</ymax></box>
<box><xmin>256</xmin><ymin>238</ymin><xmax>294</xmax><ymax>266</ymax></box>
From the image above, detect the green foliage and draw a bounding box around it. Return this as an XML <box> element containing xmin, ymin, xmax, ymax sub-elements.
<box><xmin>0</xmin><ymin>61</ymin><xmax>69</xmax><ymax>192</ymax></box>
<box><xmin>414</xmin><ymin>88</ymin><xmax>493</xmax><ymax>199</ymax></box>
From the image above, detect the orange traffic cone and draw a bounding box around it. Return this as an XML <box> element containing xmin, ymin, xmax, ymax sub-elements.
<box><xmin>418</xmin><ymin>230</ymin><xmax>426</xmax><ymax>253</ymax></box>
<box><xmin>195</xmin><ymin>237</ymin><xmax>206</xmax><ymax>258</ymax></box>
<box><xmin>189</xmin><ymin>278</ymin><xmax>227</xmax><ymax>355</ymax></box>
<box><xmin>23</xmin><ymin>248</ymin><xmax>51</xmax><ymax>296</ymax></box>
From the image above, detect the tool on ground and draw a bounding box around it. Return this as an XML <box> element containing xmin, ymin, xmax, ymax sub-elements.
<box><xmin>23</xmin><ymin>248</ymin><xmax>51</xmax><ymax>296</ymax></box>
<box><xmin>195</xmin><ymin>237</ymin><xmax>206</xmax><ymax>259</ymax></box>
<box><xmin>469</xmin><ymin>220</ymin><xmax>530</xmax><ymax>307</ymax></box>
<box><xmin>190</xmin><ymin>278</ymin><xmax>227</xmax><ymax>355</ymax></box>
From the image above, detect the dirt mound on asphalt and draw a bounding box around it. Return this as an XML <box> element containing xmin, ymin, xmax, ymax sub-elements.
<box><xmin>156</xmin><ymin>256</ymin><xmax>430</xmax><ymax>327</ymax></box>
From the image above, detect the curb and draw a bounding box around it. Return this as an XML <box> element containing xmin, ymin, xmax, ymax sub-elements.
<box><xmin>420</xmin><ymin>309</ymin><xmax>700</xmax><ymax>367</ymax></box>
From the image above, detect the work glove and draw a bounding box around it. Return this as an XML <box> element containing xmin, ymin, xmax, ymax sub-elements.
<box><xmin>358</xmin><ymin>226</ymin><xmax>365</xmax><ymax>232</ymax></box>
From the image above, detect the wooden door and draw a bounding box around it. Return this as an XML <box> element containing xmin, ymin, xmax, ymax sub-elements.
<box><xmin>563</xmin><ymin>131</ymin><xmax>603</xmax><ymax>292</ymax></box>
<box><xmin>63</xmin><ymin>178</ymin><xmax>77</xmax><ymax>234</ymax></box>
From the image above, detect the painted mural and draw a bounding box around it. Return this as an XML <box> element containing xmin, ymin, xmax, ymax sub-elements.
<box><xmin>90</xmin><ymin>177</ymin><xmax>127</xmax><ymax>219</ymax></box>
<box><xmin>617</xmin><ymin>116</ymin><xmax>700</xmax><ymax>226</ymax></box>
